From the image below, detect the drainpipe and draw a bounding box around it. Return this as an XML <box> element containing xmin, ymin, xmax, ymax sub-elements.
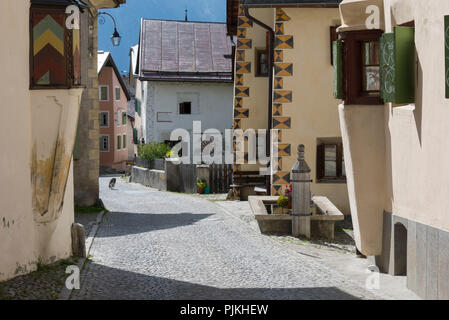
<box><xmin>242</xmin><ymin>3</ymin><xmax>274</xmax><ymax>194</ymax></box>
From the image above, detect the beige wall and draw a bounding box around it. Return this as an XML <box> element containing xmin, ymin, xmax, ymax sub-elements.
<box><xmin>0</xmin><ymin>0</ymin><xmax>82</xmax><ymax>281</ymax></box>
<box><xmin>234</xmin><ymin>6</ymin><xmax>349</xmax><ymax>214</ymax></box>
<box><xmin>282</xmin><ymin>8</ymin><xmax>349</xmax><ymax>213</ymax></box>
<box><xmin>338</xmin><ymin>0</ymin><xmax>449</xmax><ymax>255</ymax></box>
<box><xmin>386</xmin><ymin>0</ymin><xmax>449</xmax><ymax>230</ymax></box>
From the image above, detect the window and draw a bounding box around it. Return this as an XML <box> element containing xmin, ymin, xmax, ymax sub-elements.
<box><xmin>100</xmin><ymin>111</ymin><xmax>109</xmax><ymax>127</ymax></box>
<box><xmin>256</xmin><ymin>49</ymin><xmax>269</xmax><ymax>77</ymax></box>
<box><xmin>317</xmin><ymin>141</ymin><xmax>346</xmax><ymax>183</ymax></box>
<box><xmin>117</xmin><ymin>135</ymin><xmax>121</xmax><ymax>150</ymax></box>
<box><xmin>99</xmin><ymin>135</ymin><xmax>109</xmax><ymax>152</ymax></box>
<box><xmin>362</xmin><ymin>40</ymin><xmax>380</xmax><ymax>97</ymax></box>
<box><xmin>179</xmin><ymin>102</ymin><xmax>192</xmax><ymax>115</ymax></box>
<box><xmin>99</xmin><ymin>86</ymin><xmax>109</xmax><ymax>101</ymax></box>
<box><xmin>115</xmin><ymin>87</ymin><xmax>121</xmax><ymax>101</ymax></box>
<box><xmin>116</xmin><ymin>110</ymin><xmax>121</xmax><ymax>126</ymax></box>
<box><xmin>337</xmin><ymin>30</ymin><xmax>383</xmax><ymax>105</ymax></box>
<box><xmin>30</xmin><ymin>3</ymin><xmax>82</xmax><ymax>89</ymax></box>
<box><xmin>123</xmin><ymin>134</ymin><xmax>127</xmax><ymax>149</ymax></box>
<box><xmin>122</xmin><ymin>112</ymin><xmax>127</xmax><ymax>125</ymax></box>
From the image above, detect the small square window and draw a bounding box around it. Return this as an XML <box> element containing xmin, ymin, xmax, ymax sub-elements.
<box><xmin>256</xmin><ymin>49</ymin><xmax>269</xmax><ymax>77</ymax></box>
<box><xmin>99</xmin><ymin>86</ymin><xmax>109</xmax><ymax>101</ymax></box>
<box><xmin>115</xmin><ymin>87</ymin><xmax>121</xmax><ymax>101</ymax></box>
<box><xmin>100</xmin><ymin>135</ymin><xmax>109</xmax><ymax>152</ymax></box>
<box><xmin>179</xmin><ymin>102</ymin><xmax>192</xmax><ymax>115</ymax></box>
<box><xmin>100</xmin><ymin>112</ymin><xmax>109</xmax><ymax>127</ymax></box>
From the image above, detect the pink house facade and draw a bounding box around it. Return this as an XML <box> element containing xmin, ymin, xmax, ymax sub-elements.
<box><xmin>98</xmin><ymin>51</ymin><xmax>132</xmax><ymax>172</ymax></box>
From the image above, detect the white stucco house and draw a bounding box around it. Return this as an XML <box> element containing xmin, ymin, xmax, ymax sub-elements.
<box><xmin>130</xmin><ymin>19</ymin><xmax>234</xmax><ymax>149</ymax></box>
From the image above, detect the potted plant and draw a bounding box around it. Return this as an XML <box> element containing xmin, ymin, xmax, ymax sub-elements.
<box><xmin>197</xmin><ymin>179</ymin><xmax>207</xmax><ymax>194</ymax></box>
<box><xmin>277</xmin><ymin>195</ymin><xmax>290</xmax><ymax>214</ymax></box>
<box><xmin>285</xmin><ymin>184</ymin><xmax>293</xmax><ymax>209</ymax></box>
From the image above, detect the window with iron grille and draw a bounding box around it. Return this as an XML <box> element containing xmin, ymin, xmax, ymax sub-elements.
<box><xmin>100</xmin><ymin>111</ymin><xmax>109</xmax><ymax>127</ymax></box>
<box><xmin>100</xmin><ymin>135</ymin><xmax>109</xmax><ymax>152</ymax></box>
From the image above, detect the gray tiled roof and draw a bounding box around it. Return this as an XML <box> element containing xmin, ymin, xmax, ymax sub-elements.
<box><xmin>138</xmin><ymin>19</ymin><xmax>233</xmax><ymax>82</ymax></box>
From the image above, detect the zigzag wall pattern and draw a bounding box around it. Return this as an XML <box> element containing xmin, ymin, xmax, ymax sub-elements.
<box><xmin>32</xmin><ymin>12</ymin><xmax>66</xmax><ymax>86</ymax></box>
<box><xmin>272</xmin><ymin>8</ymin><xmax>294</xmax><ymax>196</ymax></box>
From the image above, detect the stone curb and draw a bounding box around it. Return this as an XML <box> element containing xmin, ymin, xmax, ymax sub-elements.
<box><xmin>58</xmin><ymin>210</ymin><xmax>107</xmax><ymax>300</ymax></box>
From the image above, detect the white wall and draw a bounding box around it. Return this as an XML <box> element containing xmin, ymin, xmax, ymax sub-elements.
<box><xmin>143</xmin><ymin>81</ymin><xmax>234</xmax><ymax>144</ymax></box>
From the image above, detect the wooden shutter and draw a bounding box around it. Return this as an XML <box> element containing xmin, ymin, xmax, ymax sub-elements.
<box><xmin>380</xmin><ymin>32</ymin><xmax>395</xmax><ymax>102</ymax></box>
<box><xmin>30</xmin><ymin>5</ymin><xmax>81</xmax><ymax>89</ymax></box>
<box><xmin>316</xmin><ymin>144</ymin><xmax>325</xmax><ymax>180</ymax></box>
<box><xmin>333</xmin><ymin>40</ymin><xmax>343</xmax><ymax>99</ymax></box>
<box><xmin>445</xmin><ymin>15</ymin><xmax>449</xmax><ymax>99</ymax></box>
<box><xmin>133</xmin><ymin>128</ymin><xmax>138</xmax><ymax>144</ymax></box>
<box><xmin>395</xmin><ymin>27</ymin><xmax>415</xmax><ymax>104</ymax></box>
<box><xmin>380</xmin><ymin>27</ymin><xmax>415</xmax><ymax>104</ymax></box>
<box><xmin>330</xmin><ymin>26</ymin><xmax>338</xmax><ymax>65</ymax></box>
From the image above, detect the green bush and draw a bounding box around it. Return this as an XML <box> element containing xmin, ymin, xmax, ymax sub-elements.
<box><xmin>138</xmin><ymin>142</ymin><xmax>171</xmax><ymax>160</ymax></box>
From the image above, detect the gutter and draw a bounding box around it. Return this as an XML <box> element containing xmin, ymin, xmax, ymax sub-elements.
<box><xmin>242</xmin><ymin>2</ymin><xmax>274</xmax><ymax>194</ymax></box>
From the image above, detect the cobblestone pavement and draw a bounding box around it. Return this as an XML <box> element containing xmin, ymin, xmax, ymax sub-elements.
<box><xmin>0</xmin><ymin>258</ymin><xmax>78</xmax><ymax>300</ymax></box>
<box><xmin>70</xmin><ymin>177</ymin><xmax>384</xmax><ymax>300</ymax></box>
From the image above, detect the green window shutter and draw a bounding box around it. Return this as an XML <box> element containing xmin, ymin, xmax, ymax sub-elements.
<box><xmin>381</xmin><ymin>27</ymin><xmax>415</xmax><ymax>104</ymax></box>
<box><xmin>116</xmin><ymin>87</ymin><xmax>121</xmax><ymax>101</ymax></box>
<box><xmin>380</xmin><ymin>33</ymin><xmax>395</xmax><ymax>102</ymax></box>
<box><xmin>333</xmin><ymin>40</ymin><xmax>343</xmax><ymax>99</ymax></box>
<box><xmin>445</xmin><ymin>15</ymin><xmax>449</xmax><ymax>99</ymax></box>
<box><xmin>133</xmin><ymin>128</ymin><xmax>138</xmax><ymax>144</ymax></box>
<box><xmin>395</xmin><ymin>26</ymin><xmax>415</xmax><ymax>104</ymax></box>
<box><xmin>123</xmin><ymin>134</ymin><xmax>127</xmax><ymax>149</ymax></box>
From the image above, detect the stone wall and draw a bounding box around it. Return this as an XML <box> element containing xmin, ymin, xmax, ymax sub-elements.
<box><xmin>373</xmin><ymin>212</ymin><xmax>449</xmax><ymax>300</ymax></box>
<box><xmin>74</xmin><ymin>6</ymin><xmax>100</xmax><ymax>207</ymax></box>
<box><xmin>131</xmin><ymin>166</ymin><xmax>167</xmax><ymax>191</ymax></box>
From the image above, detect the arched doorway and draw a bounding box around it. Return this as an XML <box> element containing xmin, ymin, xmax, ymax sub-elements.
<box><xmin>394</xmin><ymin>223</ymin><xmax>408</xmax><ymax>276</ymax></box>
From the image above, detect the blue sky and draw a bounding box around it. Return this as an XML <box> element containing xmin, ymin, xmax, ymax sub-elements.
<box><xmin>98</xmin><ymin>0</ymin><xmax>227</xmax><ymax>74</ymax></box>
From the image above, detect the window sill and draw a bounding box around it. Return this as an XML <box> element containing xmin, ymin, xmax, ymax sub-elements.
<box><xmin>316</xmin><ymin>179</ymin><xmax>347</xmax><ymax>184</ymax></box>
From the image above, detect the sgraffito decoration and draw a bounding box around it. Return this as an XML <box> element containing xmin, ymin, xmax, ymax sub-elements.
<box><xmin>31</xmin><ymin>6</ymin><xmax>82</xmax><ymax>88</ymax></box>
<box><xmin>72</xmin><ymin>28</ymin><xmax>81</xmax><ymax>85</ymax></box>
<box><xmin>32</xmin><ymin>11</ymin><xmax>66</xmax><ymax>85</ymax></box>
<box><xmin>272</xmin><ymin>9</ymin><xmax>294</xmax><ymax>191</ymax></box>
<box><xmin>380</xmin><ymin>33</ymin><xmax>395</xmax><ymax>102</ymax></box>
<box><xmin>380</xmin><ymin>27</ymin><xmax>415</xmax><ymax>104</ymax></box>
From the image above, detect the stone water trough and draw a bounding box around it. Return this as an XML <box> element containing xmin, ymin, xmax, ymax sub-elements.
<box><xmin>249</xmin><ymin>195</ymin><xmax>344</xmax><ymax>240</ymax></box>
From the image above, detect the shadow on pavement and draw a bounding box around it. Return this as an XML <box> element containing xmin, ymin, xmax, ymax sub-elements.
<box><xmin>96</xmin><ymin>212</ymin><xmax>213</xmax><ymax>238</ymax></box>
<box><xmin>72</xmin><ymin>262</ymin><xmax>361</xmax><ymax>300</ymax></box>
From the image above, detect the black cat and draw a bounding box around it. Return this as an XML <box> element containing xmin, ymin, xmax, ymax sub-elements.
<box><xmin>109</xmin><ymin>178</ymin><xmax>117</xmax><ymax>189</ymax></box>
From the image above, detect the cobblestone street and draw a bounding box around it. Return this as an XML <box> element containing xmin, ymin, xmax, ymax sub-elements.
<box><xmin>70</xmin><ymin>176</ymin><xmax>385</xmax><ymax>300</ymax></box>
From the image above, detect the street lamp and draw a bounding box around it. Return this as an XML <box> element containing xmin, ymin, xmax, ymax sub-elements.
<box><xmin>98</xmin><ymin>12</ymin><xmax>121</xmax><ymax>47</ymax></box>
